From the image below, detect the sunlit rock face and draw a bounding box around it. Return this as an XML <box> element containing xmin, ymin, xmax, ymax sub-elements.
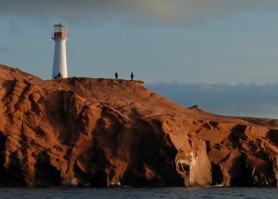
<box><xmin>0</xmin><ymin>64</ymin><xmax>277</xmax><ymax>187</ymax></box>
<box><xmin>175</xmin><ymin>142</ymin><xmax>211</xmax><ymax>186</ymax></box>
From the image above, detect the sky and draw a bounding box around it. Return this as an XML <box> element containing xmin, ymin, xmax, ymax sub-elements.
<box><xmin>1</xmin><ymin>0</ymin><xmax>278</xmax><ymax>118</ymax></box>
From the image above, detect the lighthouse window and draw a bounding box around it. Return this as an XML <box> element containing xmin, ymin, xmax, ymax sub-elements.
<box><xmin>54</xmin><ymin>25</ymin><xmax>66</xmax><ymax>33</ymax></box>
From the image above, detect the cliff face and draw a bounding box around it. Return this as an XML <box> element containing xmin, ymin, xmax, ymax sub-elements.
<box><xmin>0</xmin><ymin>64</ymin><xmax>277</xmax><ymax>187</ymax></box>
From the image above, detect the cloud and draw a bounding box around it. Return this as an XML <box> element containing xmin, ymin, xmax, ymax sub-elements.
<box><xmin>146</xmin><ymin>82</ymin><xmax>278</xmax><ymax>118</ymax></box>
<box><xmin>0</xmin><ymin>0</ymin><xmax>277</xmax><ymax>24</ymax></box>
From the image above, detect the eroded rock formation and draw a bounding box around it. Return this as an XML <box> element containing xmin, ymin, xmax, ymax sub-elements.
<box><xmin>0</xmin><ymin>64</ymin><xmax>277</xmax><ymax>187</ymax></box>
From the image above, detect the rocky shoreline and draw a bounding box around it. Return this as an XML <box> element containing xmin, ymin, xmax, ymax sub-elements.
<box><xmin>0</xmin><ymin>64</ymin><xmax>277</xmax><ymax>187</ymax></box>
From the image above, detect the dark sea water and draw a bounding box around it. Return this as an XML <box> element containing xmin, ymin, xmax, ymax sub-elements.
<box><xmin>0</xmin><ymin>187</ymin><xmax>277</xmax><ymax>199</ymax></box>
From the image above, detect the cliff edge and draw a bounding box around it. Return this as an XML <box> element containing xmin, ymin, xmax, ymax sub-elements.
<box><xmin>0</xmin><ymin>64</ymin><xmax>277</xmax><ymax>187</ymax></box>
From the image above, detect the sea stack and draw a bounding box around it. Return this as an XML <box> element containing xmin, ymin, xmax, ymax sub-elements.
<box><xmin>52</xmin><ymin>23</ymin><xmax>68</xmax><ymax>79</ymax></box>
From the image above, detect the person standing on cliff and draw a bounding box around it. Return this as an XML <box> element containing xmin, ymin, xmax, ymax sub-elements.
<box><xmin>115</xmin><ymin>72</ymin><xmax>118</xmax><ymax>79</ymax></box>
<box><xmin>131</xmin><ymin>72</ymin><xmax>134</xmax><ymax>80</ymax></box>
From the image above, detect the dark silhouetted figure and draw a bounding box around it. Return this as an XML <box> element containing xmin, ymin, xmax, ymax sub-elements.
<box><xmin>115</xmin><ymin>72</ymin><xmax>118</xmax><ymax>79</ymax></box>
<box><xmin>54</xmin><ymin>72</ymin><xmax>62</xmax><ymax>79</ymax></box>
<box><xmin>131</xmin><ymin>72</ymin><xmax>134</xmax><ymax>80</ymax></box>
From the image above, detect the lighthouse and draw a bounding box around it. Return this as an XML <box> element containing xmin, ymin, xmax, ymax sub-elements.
<box><xmin>52</xmin><ymin>23</ymin><xmax>68</xmax><ymax>79</ymax></box>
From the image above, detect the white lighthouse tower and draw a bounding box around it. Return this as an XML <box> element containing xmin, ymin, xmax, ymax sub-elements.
<box><xmin>52</xmin><ymin>23</ymin><xmax>68</xmax><ymax>79</ymax></box>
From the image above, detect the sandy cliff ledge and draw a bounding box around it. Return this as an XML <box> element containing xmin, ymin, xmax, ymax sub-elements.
<box><xmin>0</xmin><ymin>64</ymin><xmax>277</xmax><ymax>187</ymax></box>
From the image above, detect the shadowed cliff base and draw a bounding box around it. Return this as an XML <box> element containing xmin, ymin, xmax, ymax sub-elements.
<box><xmin>0</xmin><ymin>64</ymin><xmax>277</xmax><ymax>187</ymax></box>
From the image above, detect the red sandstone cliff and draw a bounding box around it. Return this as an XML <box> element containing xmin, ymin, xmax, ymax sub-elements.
<box><xmin>0</xmin><ymin>64</ymin><xmax>277</xmax><ymax>187</ymax></box>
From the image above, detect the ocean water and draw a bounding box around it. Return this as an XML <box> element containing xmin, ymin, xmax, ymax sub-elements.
<box><xmin>0</xmin><ymin>187</ymin><xmax>276</xmax><ymax>199</ymax></box>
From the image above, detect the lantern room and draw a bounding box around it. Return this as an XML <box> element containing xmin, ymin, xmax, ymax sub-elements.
<box><xmin>52</xmin><ymin>23</ymin><xmax>68</xmax><ymax>39</ymax></box>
